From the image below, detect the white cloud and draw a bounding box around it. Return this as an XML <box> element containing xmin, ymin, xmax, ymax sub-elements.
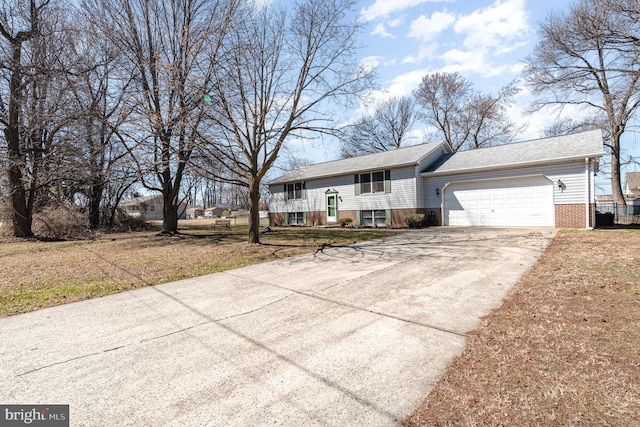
<box><xmin>361</xmin><ymin>0</ymin><xmax>448</xmax><ymax>22</ymax></box>
<box><xmin>440</xmin><ymin>48</ymin><xmax>511</xmax><ymax>76</ymax></box>
<box><xmin>454</xmin><ymin>0</ymin><xmax>530</xmax><ymax>52</ymax></box>
<box><xmin>371</xmin><ymin>23</ymin><xmax>395</xmax><ymax>38</ymax></box>
<box><xmin>380</xmin><ymin>68</ymin><xmax>431</xmax><ymax>98</ymax></box>
<box><xmin>360</xmin><ymin>55</ymin><xmax>384</xmax><ymax>72</ymax></box>
<box><xmin>387</xmin><ymin>17</ymin><xmax>404</xmax><ymax>28</ymax></box>
<box><xmin>405</xmin><ymin>10</ymin><xmax>456</xmax><ymax>62</ymax></box>
<box><xmin>408</xmin><ymin>11</ymin><xmax>456</xmax><ymax>43</ymax></box>
<box><xmin>432</xmin><ymin>0</ymin><xmax>531</xmax><ymax>77</ymax></box>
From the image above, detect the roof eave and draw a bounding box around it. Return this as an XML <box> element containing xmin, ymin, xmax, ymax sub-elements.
<box><xmin>420</xmin><ymin>152</ymin><xmax>605</xmax><ymax>177</ymax></box>
<box><xmin>268</xmin><ymin>161</ymin><xmax>422</xmax><ymax>185</ymax></box>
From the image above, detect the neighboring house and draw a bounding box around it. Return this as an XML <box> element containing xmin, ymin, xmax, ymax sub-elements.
<box><xmin>624</xmin><ymin>172</ymin><xmax>640</xmax><ymax>197</ymax></box>
<box><xmin>186</xmin><ymin>207</ymin><xmax>205</xmax><ymax>219</ymax></box>
<box><xmin>204</xmin><ymin>206</ymin><xmax>225</xmax><ymax>218</ymax></box>
<box><xmin>120</xmin><ymin>194</ymin><xmax>187</xmax><ymax>221</ymax></box>
<box><xmin>268</xmin><ymin>130</ymin><xmax>605</xmax><ymax>229</ymax></box>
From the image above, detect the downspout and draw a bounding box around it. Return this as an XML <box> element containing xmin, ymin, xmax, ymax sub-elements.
<box><xmin>441</xmin><ymin>182</ymin><xmax>451</xmax><ymax>226</ymax></box>
<box><xmin>585</xmin><ymin>157</ymin><xmax>591</xmax><ymax>229</ymax></box>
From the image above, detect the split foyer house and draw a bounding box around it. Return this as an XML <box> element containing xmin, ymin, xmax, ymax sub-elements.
<box><xmin>268</xmin><ymin>130</ymin><xmax>605</xmax><ymax>229</ymax></box>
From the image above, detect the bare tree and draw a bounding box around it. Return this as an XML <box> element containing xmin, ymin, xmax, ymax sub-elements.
<box><xmin>0</xmin><ymin>0</ymin><xmax>79</xmax><ymax>237</ymax></box>
<box><xmin>524</xmin><ymin>0</ymin><xmax>640</xmax><ymax>205</ymax></box>
<box><xmin>85</xmin><ymin>0</ymin><xmax>238</xmax><ymax>234</ymax></box>
<box><xmin>199</xmin><ymin>0</ymin><xmax>373</xmax><ymax>243</ymax></box>
<box><xmin>414</xmin><ymin>71</ymin><xmax>522</xmax><ymax>152</ymax></box>
<box><xmin>543</xmin><ymin>118</ymin><xmax>602</xmax><ymax>138</ymax></box>
<box><xmin>341</xmin><ymin>95</ymin><xmax>416</xmax><ymax>158</ymax></box>
<box><xmin>64</xmin><ymin>9</ymin><xmax>137</xmax><ymax>229</ymax></box>
<box><xmin>1</xmin><ymin>0</ymin><xmax>47</xmax><ymax>237</ymax></box>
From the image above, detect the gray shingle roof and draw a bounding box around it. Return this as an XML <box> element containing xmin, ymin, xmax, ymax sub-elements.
<box><xmin>268</xmin><ymin>141</ymin><xmax>445</xmax><ymax>184</ymax></box>
<box><xmin>120</xmin><ymin>194</ymin><xmax>162</xmax><ymax>206</ymax></box>
<box><xmin>423</xmin><ymin>130</ymin><xmax>605</xmax><ymax>175</ymax></box>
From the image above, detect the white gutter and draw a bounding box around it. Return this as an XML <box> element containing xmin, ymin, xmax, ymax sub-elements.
<box><xmin>441</xmin><ymin>182</ymin><xmax>452</xmax><ymax>226</ymax></box>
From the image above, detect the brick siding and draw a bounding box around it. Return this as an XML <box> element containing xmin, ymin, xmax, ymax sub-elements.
<box><xmin>555</xmin><ymin>203</ymin><xmax>595</xmax><ymax>228</ymax></box>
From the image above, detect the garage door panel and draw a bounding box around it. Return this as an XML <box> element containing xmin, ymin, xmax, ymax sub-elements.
<box><xmin>444</xmin><ymin>176</ymin><xmax>554</xmax><ymax>227</ymax></box>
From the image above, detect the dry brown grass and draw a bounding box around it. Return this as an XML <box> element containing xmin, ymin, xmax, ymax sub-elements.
<box><xmin>402</xmin><ymin>230</ymin><xmax>640</xmax><ymax>427</ymax></box>
<box><xmin>0</xmin><ymin>225</ymin><xmax>397</xmax><ymax>317</ymax></box>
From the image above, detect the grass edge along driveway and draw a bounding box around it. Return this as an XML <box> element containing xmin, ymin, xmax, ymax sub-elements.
<box><xmin>0</xmin><ymin>227</ymin><xmax>399</xmax><ymax>318</ymax></box>
<box><xmin>402</xmin><ymin>229</ymin><xmax>640</xmax><ymax>427</ymax></box>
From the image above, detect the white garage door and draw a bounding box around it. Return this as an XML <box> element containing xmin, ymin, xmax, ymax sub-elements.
<box><xmin>444</xmin><ymin>176</ymin><xmax>554</xmax><ymax>227</ymax></box>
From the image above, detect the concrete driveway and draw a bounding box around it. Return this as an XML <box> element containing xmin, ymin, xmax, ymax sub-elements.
<box><xmin>0</xmin><ymin>227</ymin><xmax>555</xmax><ymax>426</ymax></box>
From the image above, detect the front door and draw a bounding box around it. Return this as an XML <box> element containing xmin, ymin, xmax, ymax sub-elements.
<box><xmin>326</xmin><ymin>193</ymin><xmax>337</xmax><ymax>223</ymax></box>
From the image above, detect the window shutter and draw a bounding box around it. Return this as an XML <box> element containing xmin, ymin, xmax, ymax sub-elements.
<box><xmin>285</xmin><ymin>212</ymin><xmax>289</xmax><ymax>225</ymax></box>
<box><xmin>384</xmin><ymin>170</ymin><xmax>391</xmax><ymax>193</ymax></box>
<box><xmin>355</xmin><ymin>210</ymin><xmax>361</xmax><ymax>226</ymax></box>
<box><xmin>385</xmin><ymin>209</ymin><xmax>392</xmax><ymax>227</ymax></box>
<box><xmin>354</xmin><ymin>174</ymin><xmax>360</xmax><ymax>196</ymax></box>
<box><xmin>303</xmin><ymin>211</ymin><xmax>307</xmax><ymax>225</ymax></box>
<box><xmin>284</xmin><ymin>184</ymin><xmax>288</xmax><ymax>201</ymax></box>
<box><xmin>302</xmin><ymin>182</ymin><xmax>306</xmax><ymax>199</ymax></box>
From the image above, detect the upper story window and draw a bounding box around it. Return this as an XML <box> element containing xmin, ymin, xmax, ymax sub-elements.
<box><xmin>356</xmin><ymin>170</ymin><xmax>390</xmax><ymax>194</ymax></box>
<box><xmin>285</xmin><ymin>182</ymin><xmax>305</xmax><ymax>200</ymax></box>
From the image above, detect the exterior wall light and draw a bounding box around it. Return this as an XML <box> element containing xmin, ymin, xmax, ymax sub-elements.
<box><xmin>557</xmin><ymin>179</ymin><xmax>563</xmax><ymax>188</ymax></box>
<box><xmin>436</xmin><ymin>188</ymin><xmax>440</xmax><ymax>196</ymax></box>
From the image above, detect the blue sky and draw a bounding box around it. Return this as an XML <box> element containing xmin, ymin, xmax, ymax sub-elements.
<box><xmin>278</xmin><ymin>0</ymin><xmax>640</xmax><ymax>193</ymax></box>
<box><xmin>355</xmin><ymin>0</ymin><xmax>564</xmax><ymax>139</ymax></box>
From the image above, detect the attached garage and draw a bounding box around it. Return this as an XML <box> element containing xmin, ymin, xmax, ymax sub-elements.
<box><xmin>443</xmin><ymin>175</ymin><xmax>554</xmax><ymax>227</ymax></box>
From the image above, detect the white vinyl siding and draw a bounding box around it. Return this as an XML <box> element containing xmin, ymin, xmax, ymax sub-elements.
<box><xmin>269</xmin><ymin>166</ymin><xmax>420</xmax><ymax>216</ymax></box>
<box><xmin>423</xmin><ymin>161</ymin><xmax>590</xmax><ymax>209</ymax></box>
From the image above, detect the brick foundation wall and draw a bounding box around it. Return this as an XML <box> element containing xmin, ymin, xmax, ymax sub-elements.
<box><xmin>307</xmin><ymin>211</ymin><xmax>325</xmax><ymax>226</ymax></box>
<box><xmin>269</xmin><ymin>212</ymin><xmax>285</xmax><ymax>226</ymax></box>
<box><xmin>271</xmin><ymin>208</ymin><xmax>444</xmax><ymax>228</ymax></box>
<box><xmin>337</xmin><ymin>210</ymin><xmax>356</xmax><ymax>226</ymax></box>
<box><xmin>555</xmin><ymin>204</ymin><xmax>595</xmax><ymax>228</ymax></box>
<box><xmin>391</xmin><ymin>208</ymin><xmax>420</xmax><ymax>228</ymax></box>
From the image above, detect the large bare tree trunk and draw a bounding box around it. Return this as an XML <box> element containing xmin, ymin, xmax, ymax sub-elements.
<box><xmin>162</xmin><ymin>190</ymin><xmax>179</xmax><ymax>234</ymax></box>
<box><xmin>247</xmin><ymin>178</ymin><xmax>261</xmax><ymax>244</ymax></box>
<box><xmin>6</xmin><ymin>40</ymin><xmax>33</xmax><ymax>237</ymax></box>
<box><xmin>610</xmin><ymin>131</ymin><xmax>626</xmax><ymax>205</ymax></box>
<box><xmin>88</xmin><ymin>179</ymin><xmax>103</xmax><ymax>229</ymax></box>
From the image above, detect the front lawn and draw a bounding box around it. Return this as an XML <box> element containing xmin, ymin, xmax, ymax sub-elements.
<box><xmin>0</xmin><ymin>227</ymin><xmax>399</xmax><ymax>317</ymax></box>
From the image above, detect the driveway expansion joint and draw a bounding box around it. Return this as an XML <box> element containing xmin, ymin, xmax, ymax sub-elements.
<box><xmin>224</xmin><ymin>271</ymin><xmax>469</xmax><ymax>338</ymax></box>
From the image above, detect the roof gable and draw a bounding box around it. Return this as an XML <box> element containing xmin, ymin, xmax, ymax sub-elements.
<box><xmin>423</xmin><ymin>130</ymin><xmax>605</xmax><ymax>175</ymax></box>
<box><xmin>624</xmin><ymin>172</ymin><xmax>640</xmax><ymax>193</ymax></box>
<box><xmin>269</xmin><ymin>141</ymin><xmax>447</xmax><ymax>185</ymax></box>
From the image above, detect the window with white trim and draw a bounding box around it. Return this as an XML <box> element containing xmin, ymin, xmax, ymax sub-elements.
<box><xmin>355</xmin><ymin>170</ymin><xmax>390</xmax><ymax>194</ymax></box>
<box><xmin>287</xmin><ymin>212</ymin><xmax>305</xmax><ymax>225</ymax></box>
<box><xmin>285</xmin><ymin>182</ymin><xmax>305</xmax><ymax>200</ymax></box>
<box><xmin>360</xmin><ymin>210</ymin><xmax>387</xmax><ymax>226</ymax></box>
